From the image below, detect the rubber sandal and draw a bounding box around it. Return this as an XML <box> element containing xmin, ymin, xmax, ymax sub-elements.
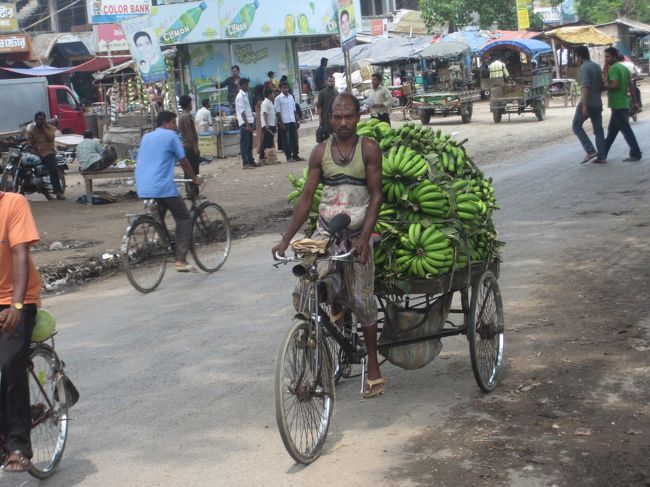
<box><xmin>580</xmin><ymin>152</ymin><xmax>597</xmax><ymax>164</ymax></box>
<box><xmin>363</xmin><ymin>378</ymin><xmax>386</xmax><ymax>398</ymax></box>
<box><xmin>175</xmin><ymin>264</ymin><xmax>198</xmax><ymax>273</ymax></box>
<box><xmin>2</xmin><ymin>450</ymin><xmax>30</xmax><ymax>473</ymax></box>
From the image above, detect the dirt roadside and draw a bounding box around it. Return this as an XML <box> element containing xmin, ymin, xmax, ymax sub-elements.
<box><xmin>18</xmin><ymin>84</ymin><xmax>648</xmax><ymax>291</ymax></box>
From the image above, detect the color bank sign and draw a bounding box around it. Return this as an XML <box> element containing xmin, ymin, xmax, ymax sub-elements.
<box><xmin>87</xmin><ymin>0</ymin><xmax>151</xmax><ymax>24</ymax></box>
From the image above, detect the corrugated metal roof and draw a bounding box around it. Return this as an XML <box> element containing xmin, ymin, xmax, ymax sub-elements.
<box><xmin>597</xmin><ymin>17</ymin><xmax>650</xmax><ymax>34</ymax></box>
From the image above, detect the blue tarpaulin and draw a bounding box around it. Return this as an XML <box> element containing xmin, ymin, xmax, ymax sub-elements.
<box><xmin>480</xmin><ymin>39</ymin><xmax>552</xmax><ymax>59</ymax></box>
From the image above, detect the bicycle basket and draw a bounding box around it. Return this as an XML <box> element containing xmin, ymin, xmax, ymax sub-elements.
<box><xmin>378</xmin><ymin>293</ymin><xmax>452</xmax><ymax>370</ymax></box>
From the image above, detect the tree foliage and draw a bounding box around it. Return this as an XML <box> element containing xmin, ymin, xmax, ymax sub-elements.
<box><xmin>418</xmin><ymin>0</ymin><xmax>565</xmax><ymax>32</ymax></box>
<box><xmin>576</xmin><ymin>0</ymin><xmax>650</xmax><ymax>24</ymax></box>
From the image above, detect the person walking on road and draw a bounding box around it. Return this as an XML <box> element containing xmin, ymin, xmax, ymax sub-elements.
<box><xmin>572</xmin><ymin>46</ymin><xmax>606</xmax><ymax>164</ymax></box>
<box><xmin>602</xmin><ymin>47</ymin><xmax>642</xmax><ymax>162</ymax></box>
<box><xmin>135</xmin><ymin>111</ymin><xmax>203</xmax><ymax>272</ymax></box>
<box><xmin>0</xmin><ymin>191</ymin><xmax>43</xmax><ymax>472</ymax></box>
<box><xmin>367</xmin><ymin>73</ymin><xmax>393</xmax><ymax>125</ymax></box>
<box><xmin>259</xmin><ymin>87</ymin><xmax>276</xmax><ymax>165</ymax></box>
<box><xmin>272</xmin><ymin>94</ymin><xmax>385</xmax><ymax>398</ymax></box>
<box><xmin>316</xmin><ymin>75</ymin><xmax>337</xmax><ymax>142</ymax></box>
<box><xmin>27</xmin><ymin>112</ymin><xmax>65</xmax><ymax>200</ymax></box>
<box><xmin>178</xmin><ymin>95</ymin><xmax>201</xmax><ymax>194</ymax></box>
<box><xmin>235</xmin><ymin>78</ymin><xmax>256</xmax><ymax>169</ymax></box>
<box><xmin>275</xmin><ymin>81</ymin><xmax>304</xmax><ymax>162</ymax></box>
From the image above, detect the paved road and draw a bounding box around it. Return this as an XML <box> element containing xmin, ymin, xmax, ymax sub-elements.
<box><xmin>3</xmin><ymin>116</ymin><xmax>649</xmax><ymax>486</ymax></box>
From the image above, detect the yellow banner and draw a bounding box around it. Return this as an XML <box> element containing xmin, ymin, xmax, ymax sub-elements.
<box><xmin>517</xmin><ymin>8</ymin><xmax>530</xmax><ymax>30</ymax></box>
<box><xmin>516</xmin><ymin>0</ymin><xmax>530</xmax><ymax>8</ymax></box>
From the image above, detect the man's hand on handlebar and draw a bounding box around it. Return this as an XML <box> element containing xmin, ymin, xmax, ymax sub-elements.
<box><xmin>355</xmin><ymin>237</ymin><xmax>371</xmax><ymax>265</ymax></box>
<box><xmin>272</xmin><ymin>237</ymin><xmax>290</xmax><ymax>259</ymax></box>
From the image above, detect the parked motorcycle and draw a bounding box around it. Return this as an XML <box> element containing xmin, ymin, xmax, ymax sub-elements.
<box><xmin>0</xmin><ymin>140</ymin><xmax>67</xmax><ymax>200</ymax></box>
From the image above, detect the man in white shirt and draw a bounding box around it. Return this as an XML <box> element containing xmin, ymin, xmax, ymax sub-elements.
<box><xmin>235</xmin><ymin>78</ymin><xmax>255</xmax><ymax>169</ymax></box>
<box><xmin>367</xmin><ymin>73</ymin><xmax>393</xmax><ymax>125</ymax></box>
<box><xmin>274</xmin><ymin>81</ymin><xmax>303</xmax><ymax>162</ymax></box>
<box><xmin>259</xmin><ymin>87</ymin><xmax>276</xmax><ymax>165</ymax></box>
<box><xmin>195</xmin><ymin>99</ymin><xmax>213</xmax><ymax>133</ymax></box>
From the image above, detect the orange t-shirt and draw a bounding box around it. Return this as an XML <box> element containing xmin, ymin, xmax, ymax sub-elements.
<box><xmin>0</xmin><ymin>192</ymin><xmax>42</xmax><ymax>306</ymax></box>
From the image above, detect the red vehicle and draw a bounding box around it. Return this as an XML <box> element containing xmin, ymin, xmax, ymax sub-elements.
<box><xmin>0</xmin><ymin>78</ymin><xmax>87</xmax><ymax>136</ymax></box>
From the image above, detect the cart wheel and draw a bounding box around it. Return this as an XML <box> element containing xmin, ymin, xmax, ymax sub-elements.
<box><xmin>492</xmin><ymin>110</ymin><xmax>502</xmax><ymax>123</ymax></box>
<box><xmin>460</xmin><ymin>103</ymin><xmax>472</xmax><ymax>124</ymax></box>
<box><xmin>468</xmin><ymin>271</ymin><xmax>504</xmax><ymax>392</ymax></box>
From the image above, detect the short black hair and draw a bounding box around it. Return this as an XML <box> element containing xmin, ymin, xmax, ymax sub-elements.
<box><xmin>156</xmin><ymin>111</ymin><xmax>177</xmax><ymax>127</ymax></box>
<box><xmin>179</xmin><ymin>95</ymin><xmax>192</xmax><ymax>109</ymax></box>
<box><xmin>340</xmin><ymin>10</ymin><xmax>349</xmax><ymax>21</ymax></box>
<box><xmin>201</xmin><ymin>99</ymin><xmax>210</xmax><ymax>108</ymax></box>
<box><xmin>133</xmin><ymin>31</ymin><xmax>151</xmax><ymax>45</ymax></box>
<box><xmin>371</xmin><ymin>73</ymin><xmax>382</xmax><ymax>82</ymax></box>
<box><xmin>231</xmin><ymin>65</ymin><xmax>240</xmax><ymax>71</ymax></box>
<box><xmin>240</xmin><ymin>77</ymin><xmax>250</xmax><ymax>86</ymax></box>
<box><xmin>575</xmin><ymin>46</ymin><xmax>590</xmax><ymax>60</ymax></box>
<box><xmin>267</xmin><ymin>71</ymin><xmax>274</xmax><ymax>78</ymax></box>
<box><xmin>34</xmin><ymin>111</ymin><xmax>46</xmax><ymax>120</ymax></box>
<box><xmin>83</xmin><ymin>130</ymin><xmax>94</xmax><ymax>139</ymax></box>
<box><xmin>264</xmin><ymin>87</ymin><xmax>274</xmax><ymax>97</ymax></box>
<box><xmin>320</xmin><ymin>57</ymin><xmax>328</xmax><ymax>65</ymax></box>
<box><xmin>604</xmin><ymin>46</ymin><xmax>619</xmax><ymax>57</ymax></box>
<box><xmin>332</xmin><ymin>93</ymin><xmax>360</xmax><ymax>114</ymax></box>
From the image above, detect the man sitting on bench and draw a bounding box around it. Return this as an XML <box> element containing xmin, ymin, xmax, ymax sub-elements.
<box><xmin>77</xmin><ymin>130</ymin><xmax>117</xmax><ymax>173</ymax></box>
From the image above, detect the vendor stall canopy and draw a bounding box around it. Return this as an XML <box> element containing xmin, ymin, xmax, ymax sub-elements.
<box><xmin>543</xmin><ymin>26</ymin><xmax>616</xmax><ymax>46</ymax></box>
<box><xmin>481</xmin><ymin>39</ymin><xmax>552</xmax><ymax>60</ymax></box>
<box><xmin>420</xmin><ymin>41</ymin><xmax>471</xmax><ymax>59</ymax></box>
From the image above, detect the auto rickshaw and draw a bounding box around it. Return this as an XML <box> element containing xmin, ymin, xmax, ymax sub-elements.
<box><xmin>480</xmin><ymin>39</ymin><xmax>554</xmax><ymax>123</ymax></box>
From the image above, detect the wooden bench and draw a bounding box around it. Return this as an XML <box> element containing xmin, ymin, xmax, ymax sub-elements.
<box><xmin>82</xmin><ymin>167</ymin><xmax>135</xmax><ymax>205</ymax></box>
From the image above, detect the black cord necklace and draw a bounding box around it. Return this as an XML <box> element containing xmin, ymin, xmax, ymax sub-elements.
<box><xmin>332</xmin><ymin>134</ymin><xmax>358</xmax><ymax>165</ymax></box>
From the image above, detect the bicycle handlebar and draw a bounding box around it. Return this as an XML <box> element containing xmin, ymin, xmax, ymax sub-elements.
<box><xmin>273</xmin><ymin>248</ymin><xmax>357</xmax><ymax>263</ymax></box>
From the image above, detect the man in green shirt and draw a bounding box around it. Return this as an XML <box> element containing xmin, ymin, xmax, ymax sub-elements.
<box><xmin>602</xmin><ymin>47</ymin><xmax>641</xmax><ymax>162</ymax></box>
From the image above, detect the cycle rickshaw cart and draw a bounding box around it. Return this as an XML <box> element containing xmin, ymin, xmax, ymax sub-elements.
<box><xmin>480</xmin><ymin>39</ymin><xmax>554</xmax><ymax>123</ymax></box>
<box><xmin>274</xmin><ymin>215</ymin><xmax>505</xmax><ymax>464</ymax></box>
<box><xmin>412</xmin><ymin>41</ymin><xmax>482</xmax><ymax>125</ymax></box>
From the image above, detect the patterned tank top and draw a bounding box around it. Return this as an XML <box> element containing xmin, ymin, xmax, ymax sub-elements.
<box><xmin>318</xmin><ymin>136</ymin><xmax>369</xmax><ymax>235</ymax></box>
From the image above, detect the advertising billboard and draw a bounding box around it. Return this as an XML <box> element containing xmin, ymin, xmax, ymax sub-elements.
<box><xmin>121</xmin><ymin>16</ymin><xmax>168</xmax><ymax>83</ymax></box>
<box><xmin>0</xmin><ymin>32</ymin><xmax>28</xmax><ymax>53</ymax></box>
<box><xmin>95</xmin><ymin>23</ymin><xmax>129</xmax><ymax>52</ymax></box>
<box><xmin>338</xmin><ymin>0</ymin><xmax>356</xmax><ymax>52</ymax></box>
<box><xmin>87</xmin><ymin>0</ymin><xmax>151</xmax><ymax>24</ymax></box>
<box><xmin>150</xmin><ymin>0</ymin><xmax>360</xmax><ymax>46</ymax></box>
<box><xmin>0</xmin><ymin>3</ymin><xmax>18</xmax><ymax>32</ymax></box>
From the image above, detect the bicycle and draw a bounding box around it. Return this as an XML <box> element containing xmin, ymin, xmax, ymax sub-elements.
<box><xmin>1</xmin><ymin>310</ymin><xmax>72</xmax><ymax>478</ymax></box>
<box><xmin>122</xmin><ymin>180</ymin><xmax>232</xmax><ymax>293</ymax></box>
<box><xmin>273</xmin><ymin>214</ymin><xmax>367</xmax><ymax>464</ymax></box>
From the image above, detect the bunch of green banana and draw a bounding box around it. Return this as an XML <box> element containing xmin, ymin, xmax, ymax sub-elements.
<box><xmin>407</xmin><ymin>180</ymin><xmax>450</xmax><ymax>220</ymax></box>
<box><xmin>467</xmin><ymin>176</ymin><xmax>498</xmax><ymax>213</ymax></box>
<box><xmin>374</xmin><ymin>204</ymin><xmax>399</xmax><ymax>233</ymax></box>
<box><xmin>395</xmin><ymin>223</ymin><xmax>455</xmax><ymax>278</ymax></box>
<box><xmin>435</xmin><ymin>145</ymin><xmax>469</xmax><ymax>177</ymax></box>
<box><xmin>287</xmin><ymin>170</ymin><xmax>322</xmax><ymax>214</ymax></box>
<box><xmin>382</xmin><ymin>145</ymin><xmax>430</xmax><ymax>201</ymax></box>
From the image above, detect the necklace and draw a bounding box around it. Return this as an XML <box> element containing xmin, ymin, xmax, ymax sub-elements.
<box><xmin>332</xmin><ymin>135</ymin><xmax>358</xmax><ymax>165</ymax></box>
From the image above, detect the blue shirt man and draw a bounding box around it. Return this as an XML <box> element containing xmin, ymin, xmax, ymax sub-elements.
<box><xmin>135</xmin><ymin>111</ymin><xmax>202</xmax><ymax>271</ymax></box>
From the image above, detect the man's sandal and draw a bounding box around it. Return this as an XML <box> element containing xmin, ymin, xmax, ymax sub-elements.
<box><xmin>2</xmin><ymin>450</ymin><xmax>30</xmax><ymax>473</ymax></box>
<box><xmin>363</xmin><ymin>378</ymin><xmax>386</xmax><ymax>398</ymax></box>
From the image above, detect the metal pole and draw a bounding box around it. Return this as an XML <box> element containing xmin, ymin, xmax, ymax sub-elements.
<box><xmin>345</xmin><ymin>49</ymin><xmax>352</xmax><ymax>93</ymax></box>
<box><xmin>551</xmin><ymin>37</ymin><xmax>561</xmax><ymax>79</ymax></box>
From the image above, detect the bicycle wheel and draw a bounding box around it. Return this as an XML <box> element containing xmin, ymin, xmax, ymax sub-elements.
<box><xmin>190</xmin><ymin>202</ymin><xmax>231</xmax><ymax>273</ymax></box>
<box><xmin>468</xmin><ymin>271</ymin><xmax>505</xmax><ymax>392</ymax></box>
<box><xmin>275</xmin><ymin>318</ymin><xmax>335</xmax><ymax>464</ymax></box>
<box><xmin>28</xmin><ymin>345</ymin><xmax>68</xmax><ymax>479</ymax></box>
<box><xmin>123</xmin><ymin>217</ymin><xmax>168</xmax><ymax>293</ymax></box>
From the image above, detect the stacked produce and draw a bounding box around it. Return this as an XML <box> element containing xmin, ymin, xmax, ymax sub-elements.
<box><xmin>287</xmin><ymin>118</ymin><xmax>502</xmax><ymax>279</ymax></box>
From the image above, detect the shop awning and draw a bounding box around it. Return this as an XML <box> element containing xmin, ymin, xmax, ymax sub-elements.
<box><xmin>481</xmin><ymin>39</ymin><xmax>552</xmax><ymax>59</ymax></box>
<box><xmin>544</xmin><ymin>26</ymin><xmax>616</xmax><ymax>46</ymax></box>
<box><xmin>92</xmin><ymin>58</ymin><xmax>135</xmax><ymax>81</ymax></box>
<box><xmin>0</xmin><ymin>57</ymin><xmax>131</xmax><ymax>76</ymax></box>
<box><xmin>29</xmin><ymin>32</ymin><xmax>94</xmax><ymax>62</ymax></box>
<box><xmin>420</xmin><ymin>41</ymin><xmax>470</xmax><ymax>59</ymax></box>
